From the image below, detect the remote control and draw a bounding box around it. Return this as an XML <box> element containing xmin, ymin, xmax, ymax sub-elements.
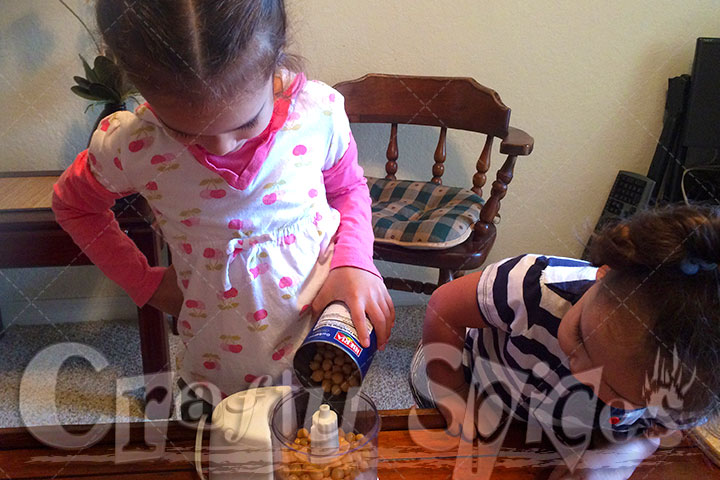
<box><xmin>582</xmin><ymin>171</ymin><xmax>655</xmax><ymax>260</ymax></box>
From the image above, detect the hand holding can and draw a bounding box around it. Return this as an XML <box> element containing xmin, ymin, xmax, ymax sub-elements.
<box><xmin>294</xmin><ymin>302</ymin><xmax>377</xmax><ymax>395</ymax></box>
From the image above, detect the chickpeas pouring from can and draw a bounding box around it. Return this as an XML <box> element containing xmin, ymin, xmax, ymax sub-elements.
<box><xmin>308</xmin><ymin>343</ymin><xmax>361</xmax><ymax>395</ymax></box>
<box><xmin>293</xmin><ymin>302</ymin><xmax>377</xmax><ymax>395</ymax></box>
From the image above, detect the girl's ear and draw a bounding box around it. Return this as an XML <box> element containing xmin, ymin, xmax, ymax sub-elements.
<box><xmin>596</xmin><ymin>265</ymin><xmax>611</xmax><ymax>280</ymax></box>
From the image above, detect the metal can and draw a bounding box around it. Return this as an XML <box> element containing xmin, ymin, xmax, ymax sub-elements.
<box><xmin>293</xmin><ymin>301</ymin><xmax>377</xmax><ymax>395</ymax></box>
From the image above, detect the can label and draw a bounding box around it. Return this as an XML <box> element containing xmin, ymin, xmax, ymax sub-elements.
<box><xmin>295</xmin><ymin>302</ymin><xmax>377</xmax><ymax>383</ymax></box>
<box><xmin>312</xmin><ymin>303</ymin><xmax>373</xmax><ymax>341</ymax></box>
<box><xmin>334</xmin><ymin>331</ymin><xmax>361</xmax><ymax>356</ymax></box>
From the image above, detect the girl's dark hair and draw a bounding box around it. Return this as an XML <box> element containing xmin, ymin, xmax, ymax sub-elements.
<box><xmin>96</xmin><ymin>0</ymin><xmax>296</xmax><ymax>100</ymax></box>
<box><xmin>589</xmin><ymin>203</ymin><xmax>720</xmax><ymax>427</ymax></box>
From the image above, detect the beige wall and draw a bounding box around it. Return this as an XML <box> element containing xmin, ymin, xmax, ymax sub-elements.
<box><xmin>287</xmin><ymin>0</ymin><xmax>720</xmax><ymax>300</ymax></box>
<box><xmin>1</xmin><ymin>1</ymin><xmax>719</xmax><ymax>321</ymax></box>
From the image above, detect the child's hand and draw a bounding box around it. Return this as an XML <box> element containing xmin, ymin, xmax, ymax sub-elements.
<box><xmin>547</xmin><ymin>434</ymin><xmax>661</xmax><ymax>480</ymax></box>
<box><xmin>311</xmin><ymin>267</ymin><xmax>395</xmax><ymax>350</ymax></box>
<box><xmin>434</xmin><ymin>382</ymin><xmax>473</xmax><ymax>439</ymax></box>
<box><xmin>147</xmin><ymin>264</ymin><xmax>184</xmax><ymax>317</ymax></box>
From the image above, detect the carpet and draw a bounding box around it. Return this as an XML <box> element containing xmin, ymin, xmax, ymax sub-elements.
<box><xmin>0</xmin><ymin>305</ymin><xmax>426</xmax><ymax>427</ymax></box>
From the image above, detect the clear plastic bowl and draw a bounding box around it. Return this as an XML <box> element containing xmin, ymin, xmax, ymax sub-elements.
<box><xmin>271</xmin><ymin>388</ymin><xmax>379</xmax><ymax>479</ymax></box>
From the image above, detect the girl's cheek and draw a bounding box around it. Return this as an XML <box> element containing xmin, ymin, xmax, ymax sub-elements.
<box><xmin>568</xmin><ymin>352</ymin><xmax>589</xmax><ymax>375</ymax></box>
<box><xmin>556</xmin><ymin>315</ymin><xmax>575</xmax><ymax>357</ymax></box>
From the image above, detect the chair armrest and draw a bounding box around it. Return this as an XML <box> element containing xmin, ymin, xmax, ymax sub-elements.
<box><xmin>500</xmin><ymin>127</ymin><xmax>534</xmax><ymax>156</ymax></box>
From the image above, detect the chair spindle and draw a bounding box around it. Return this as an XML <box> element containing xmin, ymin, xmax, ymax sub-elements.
<box><xmin>385</xmin><ymin>123</ymin><xmax>399</xmax><ymax>180</ymax></box>
<box><xmin>431</xmin><ymin>127</ymin><xmax>447</xmax><ymax>184</ymax></box>
<box><xmin>477</xmin><ymin>154</ymin><xmax>518</xmax><ymax>233</ymax></box>
<box><xmin>472</xmin><ymin>135</ymin><xmax>494</xmax><ymax>196</ymax></box>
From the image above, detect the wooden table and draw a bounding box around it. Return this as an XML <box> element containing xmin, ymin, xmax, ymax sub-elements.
<box><xmin>0</xmin><ymin>171</ymin><xmax>171</xmax><ymax>415</ymax></box>
<box><xmin>0</xmin><ymin>409</ymin><xmax>717</xmax><ymax>479</ymax></box>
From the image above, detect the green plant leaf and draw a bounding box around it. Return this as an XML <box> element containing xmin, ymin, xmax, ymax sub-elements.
<box><xmin>71</xmin><ymin>85</ymin><xmax>103</xmax><ymax>101</ymax></box>
<box><xmin>88</xmin><ymin>83</ymin><xmax>121</xmax><ymax>103</ymax></box>
<box><xmin>73</xmin><ymin>76</ymin><xmax>91</xmax><ymax>88</ymax></box>
<box><xmin>94</xmin><ymin>55</ymin><xmax>123</xmax><ymax>92</ymax></box>
<box><xmin>79</xmin><ymin>55</ymin><xmax>99</xmax><ymax>84</ymax></box>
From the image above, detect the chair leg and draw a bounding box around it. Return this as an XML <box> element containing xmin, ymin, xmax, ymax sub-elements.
<box><xmin>137</xmin><ymin>304</ymin><xmax>173</xmax><ymax>419</ymax></box>
<box><xmin>167</xmin><ymin>247</ymin><xmax>179</xmax><ymax>336</ymax></box>
<box><xmin>133</xmin><ymin>229</ymin><xmax>173</xmax><ymax>419</ymax></box>
<box><xmin>438</xmin><ymin>269</ymin><xmax>458</xmax><ymax>286</ymax></box>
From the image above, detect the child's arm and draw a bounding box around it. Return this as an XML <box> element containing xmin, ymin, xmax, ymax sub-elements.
<box><xmin>313</xmin><ymin>133</ymin><xmax>395</xmax><ymax>349</ymax></box>
<box><xmin>52</xmin><ymin>150</ymin><xmax>167</xmax><ymax>308</ymax></box>
<box><xmin>422</xmin><ymin>271</ymin><xmax>489</xmax><ymax>434</ymax></box>
<box><xmin>322</xmin><ymin>133</ymin><xmax>379</xmax><ymax>277</ymax></box>
<box><xmin>548</xmin><ymin>430</ymin><xmax>663</xmax><ymax>480</ymax></box>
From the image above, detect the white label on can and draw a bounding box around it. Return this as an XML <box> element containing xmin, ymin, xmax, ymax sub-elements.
<box><xmin>313</xmin><ymin>302</ymin><xmax>374</xmax><ymax>336</ymax></box>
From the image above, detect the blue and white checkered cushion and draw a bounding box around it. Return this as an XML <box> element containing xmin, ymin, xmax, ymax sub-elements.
<box><xmin>366</xmin><ymin>177</ymin><xmax>484</xmax><ymax>249</ymax></box>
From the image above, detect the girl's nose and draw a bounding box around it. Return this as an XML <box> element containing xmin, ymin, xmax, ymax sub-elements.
<box><xmin>198</xmin><ymin>134</ymin><xmax>240</xmax><ymax>157</ymax></box>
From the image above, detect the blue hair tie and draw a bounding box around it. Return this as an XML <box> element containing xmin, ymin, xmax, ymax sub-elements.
<box><xmin>679</xmin><ymin>257</ymin><xmax>718</xmax><ymax>275</ymax></box>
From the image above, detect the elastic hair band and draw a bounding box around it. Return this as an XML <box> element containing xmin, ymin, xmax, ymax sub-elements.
<box><xmin>679</xmin><ymin>257</ymin><xmax>718</xmax><ymax>275</ymax></box>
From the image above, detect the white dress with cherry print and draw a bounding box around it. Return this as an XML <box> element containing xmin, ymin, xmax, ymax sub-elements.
<box><xmin>87</xmin><ymin>72</ymin><xmax>349</xmax><ymax>404</ymax></box>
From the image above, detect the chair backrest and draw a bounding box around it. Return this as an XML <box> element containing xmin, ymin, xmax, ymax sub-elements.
<box><xmin>335</xmin><ymin>74</ymin><xmax>510</xmax><ymax>136</ymax></box>
<box><xmin>334</xmin><ymin>74</ymin><xmax>510</xmax><ymax>193</ymax></box>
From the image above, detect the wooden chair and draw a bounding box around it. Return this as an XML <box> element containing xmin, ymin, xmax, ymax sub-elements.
<box><xmin>334</xmin><ymin>74</ymin><xmax>534</xmax><ymax>294</ymax></box>
<box><xmin>0</xmin><ymin>171</ymin><xmax>172</xmax><ymax>418</ymax></box>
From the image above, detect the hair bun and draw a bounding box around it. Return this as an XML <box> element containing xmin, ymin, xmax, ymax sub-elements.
<box><xmin>684</xmin><ymin>210</ymin><xmax>720</xmax><ymax>267</ymax></box>
<box><xmin>589</xmin><ymin>204</ymin><xmax>720</xmax><ymax>273</ymax></box>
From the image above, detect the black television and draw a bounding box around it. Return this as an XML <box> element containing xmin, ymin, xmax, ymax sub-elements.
<box><xmin>648</xmin><ymin>37</ymin><xmax>720</xmax><ymax>204</ymax></box>
<box><xmin>683</xmin><ymin>37</ymin><xmax>720</xmax><ymax>150</ymax></box>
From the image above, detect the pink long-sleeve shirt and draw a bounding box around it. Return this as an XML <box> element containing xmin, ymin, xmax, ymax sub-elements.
<box><xmin>52</xmin><ymin>72</ymin><xmax>378</xmax><ymax>307</ymax></box>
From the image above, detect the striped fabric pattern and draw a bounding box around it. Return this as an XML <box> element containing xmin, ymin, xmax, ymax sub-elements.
<box><xmin>366</xmin><ymin>177</ymin><xmax>484</xmax><ymax>249</ymax></box>
<box><xmin>468</xmin><ymin>254</ymin><xmax>657</xmax><ymax>434</ymax></box>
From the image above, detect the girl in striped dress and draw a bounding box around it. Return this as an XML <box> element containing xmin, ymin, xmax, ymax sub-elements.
<box><xmin>413</xmin><ymin>203</ymin><xmax>720</xmax><ymax>479</ymax></box>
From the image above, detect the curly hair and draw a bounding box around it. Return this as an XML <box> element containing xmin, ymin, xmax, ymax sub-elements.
<box><xmin>589</xmin><ymin>204</ymin><xmax>720</xmax><ymax>427</ymax></box>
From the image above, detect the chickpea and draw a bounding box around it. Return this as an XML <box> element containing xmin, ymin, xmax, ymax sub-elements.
<box><xmin>297</xmin><ymin>427</ymin><xmax>309</xmax><ymax>438</ymax></box>
<box><xmin>331</xmin><ymin>372</ymin><xmax>344</xmax><ymax>385</ymax></box>
<box><xmin>311</xmin><ymin>370</ymin><xmax>324</xmax><ymax>382</ymax></box>
<box><xmin>322</xmin><ymin>359</ymin><xmax>333</xmax><ymax>371</ymax></box>
<box><xmin>333</xmin><ymin>355</ymin><xmax>345</xmax><ymax>366</ymax></box>
<box><xmin>331</xmin><ymin>384</ymin><xmax>342</xmax><ymax>396</ymax></box>
<box><xmin>321</xmin><ymin>379</ymin><xmax>333</xmax><ymax>392</ymax></box>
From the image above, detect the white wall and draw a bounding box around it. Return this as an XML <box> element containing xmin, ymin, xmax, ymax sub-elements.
<box><xmin>1</xmin><ymin>1</ymin><xmax>718</xmax><ymax>323</ymax></box>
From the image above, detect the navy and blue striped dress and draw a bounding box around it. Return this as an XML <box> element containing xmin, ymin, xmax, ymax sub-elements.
<box><xmin>411</xmin><ymin>254</ymin><xmax>660</xmax><ymax>436</ymax></box>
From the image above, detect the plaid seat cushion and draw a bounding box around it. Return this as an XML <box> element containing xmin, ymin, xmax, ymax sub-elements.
<box><xmin>366</xmin><ymin>177</ymin><xmax>484</xmax><ymax>249</ymax></box>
